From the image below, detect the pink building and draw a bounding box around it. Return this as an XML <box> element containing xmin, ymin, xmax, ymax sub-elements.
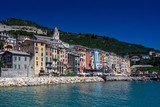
<box><xmin>45</xmin><ymin>44</ymin><xmax>52</xmax><ymax>72</ymax></box>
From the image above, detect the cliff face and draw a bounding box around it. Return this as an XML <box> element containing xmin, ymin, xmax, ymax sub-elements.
<box><xmin>0</xmin><ymin>23</ymin><xmax>47</xmax><ymax>35</ymax></box>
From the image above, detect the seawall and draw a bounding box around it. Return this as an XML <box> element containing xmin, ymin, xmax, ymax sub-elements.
<box><xmin>0</xmin><ymin>76</ymin><xmax>104</xmax><ymax>87</ymax></box>
<box><xmin>102</xmin><ymin>76</ymin><xmax>150</xmax><ymax>81</ymax></box>
<box><xmin>0</xmin><ymin>76</ymin><xmax>152</xmax><ymax>87</ymax></box>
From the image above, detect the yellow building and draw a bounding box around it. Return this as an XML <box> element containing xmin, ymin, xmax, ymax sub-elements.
<box><xmin>127</xmin><ymin>60</ymin><xmax>131</xmax><ymax>74</ymax></box>
<box><xmin>21</xmin><ymin>40</ymin><xmax>46</xmax><ymax>76</ymax></box>
<box><xmin>58</xmin><ymin>48</ymin><xmax>65</xmax><ymax>63</ymax></box>
<box><xmin>103</xmin><ymin>52</ymin><xmax>107</xmax><ymax>68</ymax></box>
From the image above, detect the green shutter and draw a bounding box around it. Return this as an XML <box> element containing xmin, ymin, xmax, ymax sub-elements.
<box><xmin>15</xmin><ymin>57</ymin><xmax>17</xmax><ymax>61</ymax></box>
<box><xmin>25</xmin><ymin>57</ymin><xmax>27</xmax><ymax>61</ymax></box>
<box><xmin>14</xmin><ymin>65</ymin><xmax>17</xmax><ymax>69</ymax></box>
<box><xmin>25</xmin><ymin>65</ymin><xmax>27</xmax><ymax>69</ymax></box>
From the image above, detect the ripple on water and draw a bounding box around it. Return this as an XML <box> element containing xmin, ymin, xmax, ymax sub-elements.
<box><xmin>0</xmin><ymin>81</ymin><xmax>160</xmax><ymax>107</ymax></box>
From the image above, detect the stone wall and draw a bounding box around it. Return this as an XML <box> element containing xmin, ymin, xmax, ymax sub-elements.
<box><xmin>102</xmin><ymin>76</ymin><xmax>150</xmax><ymax>81</ymax></box>
<box><xmin>0</xmin><ymin>24</ymin><xmax>47</xmax><ymax>35</ymax></box>
<box><xmin>1</xmin><ymin>70</ymin><xmax>27</xmax><ymax>77</ymax></box>
<box><xmin>0</xmin><ymin>76</ymin><xmax>104</xmax><ymax>87</ymax></box>
<box><xmin>1</xmin><ymin>68</ymin><xmax>35</xmax><ymax>77</ymax></box>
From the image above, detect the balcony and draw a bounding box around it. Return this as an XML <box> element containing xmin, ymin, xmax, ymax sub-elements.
<box><xmin>52</xmin><ymin>57</ymin><xmax>58</xmax><ymax>61</ymax></box>
<box><xmin>52</xmin><ymin>66</ymin><xmax>57</xmax><ymax>70</ymax></box>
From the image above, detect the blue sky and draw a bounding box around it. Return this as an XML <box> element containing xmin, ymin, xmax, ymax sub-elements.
<box><xmin>0</xmin><ymin>0</ymin><xmax>159</xmax><ymax>50</ymax></box>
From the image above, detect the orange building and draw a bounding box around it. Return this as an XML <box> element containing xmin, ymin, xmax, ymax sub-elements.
<box><xmin>86</xmin><ymin>50</ymin><xmax>92</xmax><ymax>69</ymax></box>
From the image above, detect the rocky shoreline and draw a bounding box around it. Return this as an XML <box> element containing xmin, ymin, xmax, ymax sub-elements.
<box><xmin>0</xmin><ymin>76</ymin><xmax>104</xmax><ymax>87</ymax></box>
<box><xmin>0</xmin><ymin>76</ymin><xmax>154</xmax><ymax>87</ymax></box>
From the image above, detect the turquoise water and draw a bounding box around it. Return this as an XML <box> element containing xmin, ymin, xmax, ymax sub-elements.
<box><xmin>0</xmin><ymin>81</ymin><xmax>160</xmax><ymax>107</ymax></box>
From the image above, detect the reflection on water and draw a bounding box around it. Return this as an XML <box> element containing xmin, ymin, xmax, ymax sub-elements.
<box><xmin>0</xmin><ymin>81</ymin><xmax>160</xmax><ymax>107</ymax></box>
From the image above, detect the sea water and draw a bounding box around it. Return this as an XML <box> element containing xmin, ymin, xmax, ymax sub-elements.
<box><xmin>0</xmin><ymin>81</ymin><xmax>160</xmax><ymax>107</ymax></box>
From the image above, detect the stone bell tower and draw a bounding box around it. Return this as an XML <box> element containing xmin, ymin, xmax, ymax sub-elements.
<box><xmin>52</xmin><ymin>27</ymin><xmax>59</xmax><ymax>40</ymax></box>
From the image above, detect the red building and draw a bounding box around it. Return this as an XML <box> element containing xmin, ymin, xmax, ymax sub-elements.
<box><xmin>86</xmin><ymin>50</ymin><xmax>92</xmax><ymax>69</ymax></box>
<box><xmin>45</xmin><ymin>44</ymin><xmax>52</xmax><ymax>73</ymax></box>
<box><xmin>101</xmin><ymin>52</ymin><xmax>104</xmax><ymax>67</ymax></box>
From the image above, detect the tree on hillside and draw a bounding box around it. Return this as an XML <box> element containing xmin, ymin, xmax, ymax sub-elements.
<box><xmin>0</xmin><ymin>42</ymin><xmax>4</xmax><ymax>50</ymax></box>
<box><xmin>78</xmin><ymin>33</ymin><xmax>82</xmax><ymax>35</ymax></box>
<box><xmin>5</xmin><ymin>45</ymin><xmax>13</xmax><ymax>50</ymax></box>
<box><xmin>0</xmin><ymin>61</ymin><xmax>4</xmax><ymax>77</ymax></box>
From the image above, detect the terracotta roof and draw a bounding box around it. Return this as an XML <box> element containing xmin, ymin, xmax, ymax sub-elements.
<box><xmin>131</xmin><ymin>56</ymin><xmax>140</xmax><ymax>58</ymax></box>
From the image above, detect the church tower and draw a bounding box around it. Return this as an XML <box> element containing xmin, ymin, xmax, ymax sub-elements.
<box><xmin>52</xmin><ymin>27</ymin><xmax>59</xmax><ymax>40</ymax></box>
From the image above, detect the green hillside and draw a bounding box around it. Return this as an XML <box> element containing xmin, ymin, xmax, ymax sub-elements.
<box><xmin>1</xmin><ymin>18</ymin><xmax>159</xmax><ymax>56</ymax></box>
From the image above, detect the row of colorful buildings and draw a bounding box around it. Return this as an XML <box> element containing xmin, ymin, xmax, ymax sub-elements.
<box><xmin>0</xmin><ymin>28</ymin><xmax>130</xmax><ymax>77</ymax></box>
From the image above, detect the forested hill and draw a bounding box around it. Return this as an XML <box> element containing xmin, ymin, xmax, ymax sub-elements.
<box><xmin>1</xmin><ymin>18</ymin><xmax>159</xmax><ymax>56</ymax></box>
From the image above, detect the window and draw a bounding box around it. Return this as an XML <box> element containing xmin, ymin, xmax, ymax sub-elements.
<box><xmin>41</xmin><ymin>48</ymin><xmax>43</xmax><ymax>51</ymax></box>
<box><xmin>50</xmin><ymin>48</ymin><xmax>51</xmax><ymax>51</ymax></box>
<box><xmin>14</xmin><ymin>57</ymin><xmax>17</xmax><ymax>61</ymax></box>
<box><xmin>55</xmin><ymin>55</ymin><xmax>56</xmax><ymax>58</ymax></box>
<box><xmin>35</xmin><ymin>47</ymin><xmax>38</xmax><ymax>53</ymax></box>
<box><xmin>24</xmin><ymin>65</ymin><xmax>27</xmax><ymax>69</ymax></box>
<box><xmin>41</xmin><ymin>53</ymin><xmax>43</xmax><ymax>56</ymax></box>
<box><xmin>36</xmin><ymin>43</ymin><xmax>38</xmax><ymax>46</ymax></box>
<box><xmin>50</xmin><ymin>53</ymin><xmax>51</xmax><ymax>56</ymax></box>
<box><xmin>25</xmin><ymin>57</ymin><xmax>27</xmax><ymax>61</ymax></box>
<box><xmin>19</xmin><ymin>57</ymin><xmax>21</xmax><ymax>61</ymax></box>
<box><xmin>46</xmin><ymin>47</ymin><xmax>47</xmax><ymax>50</ymax></box>
<box><xmin>41</xmin><ymin>43</ymin><xmax>43</xmax><ymax>46</ymax></box>
<box><xmin>46</xmin><ymin>57</ymin><xmax>48</xmax><ymax>62</ymax></box>
<box><xmin>36</xmin><ymin>61</ymin><xmax>38</xmax><ymax>66</ymax></box>
<box><xmin>41</xmin><ymin>58</ymin><xmax>43</xmax><ymax>61</ymax></box>
<box><xmin>18</xmin><ymin>65</ymin><xmax>21</xmax><ymax>69</ymax></box>
<box><xmin>36</xmin><ymin>57</ymin><xmax>38</xmax><ymax>60</ymax></box>
<box><xmin>14</xmin><ymin>65</ymin><xmax>17</xmax><ymax>69</ymax></box>
<box><xmin>50</xmin><ymin>58</ymin><xmax>51</xmax><ymax>61</ymax></box>
<box><xmin>41</xmin><ymin>62</ymin><xmax>43</xmax><ymax>66</ymax></box>
<box><xmin>46</xmin><ymin>52</ymin><xmax>48</xmax><ymax>55</ymax></box>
